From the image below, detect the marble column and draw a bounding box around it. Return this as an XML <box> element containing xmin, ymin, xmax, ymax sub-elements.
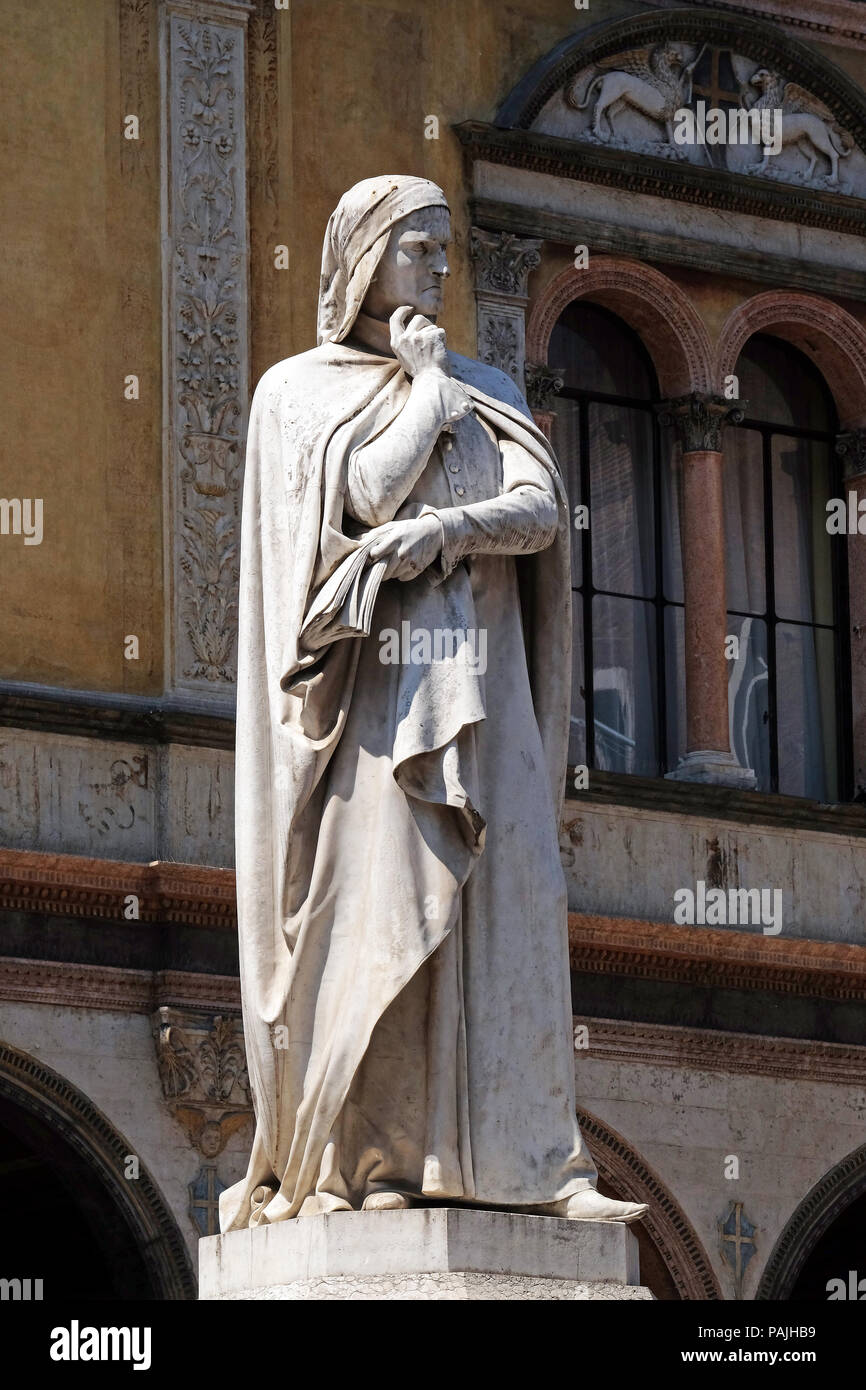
<box><xmin>469</xmin><ymin>229</ymin><xmax>542</xmax><ymax>389</ymax></box>
<box><xmin>658</xmin><ymin>394</ymin><xmax>757</xmax><ymax>789</ymax></box>
<box><xmin>836</xmin><ymin>428</ymin><xmax>866</xmax><ymax>798</ymax></box>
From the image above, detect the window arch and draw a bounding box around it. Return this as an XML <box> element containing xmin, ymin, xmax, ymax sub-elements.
<box><xmin>550</xmin><ymin>301</ymin><xmax>685</xmax><ymax>777</ymax></box>
<box><xmin>723</xmin><ymin>335</ymin><xmax>851</xmax><ymax>799</ymax></box>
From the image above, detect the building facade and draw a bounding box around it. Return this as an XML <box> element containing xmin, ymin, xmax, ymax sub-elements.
<box><xmin>2</xmin><ymin>0</ymin><xmax>866</xmax><ymax>1299</ymax></box>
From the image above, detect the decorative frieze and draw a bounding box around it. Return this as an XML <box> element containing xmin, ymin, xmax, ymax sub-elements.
<box><xmin>656</xmin><ymin>393</ymin><xmax>745</xmax><ymax>453</ymax></box>
<box><xmin>163</xmin><ymin>1</ymin><xmax>251</xmax><ymax>699</ymax></box>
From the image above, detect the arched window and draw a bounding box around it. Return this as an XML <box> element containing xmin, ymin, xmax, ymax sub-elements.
<box><xmin>550</xmin><ymin>301</ymin><xmax>685</xmax><ymax>778</ymax></box>
<box><xmin>724</xmin><ymin>335</ymin><xmax>850</xmax><ymax>799</ymax></box>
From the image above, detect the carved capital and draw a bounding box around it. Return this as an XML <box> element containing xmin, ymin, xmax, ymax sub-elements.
<box><xmin>152</xmin><ymin>1006</ymin><xmax>251</xmax><ymax>1157</ymax></box>
<box><xmin>656</xmin><ymin>394</ymin><xmax>745</xmax><ymax>453</ymax></box>
<box><xmin>470</xmin><ymin>228</ymin><xmax>542</xmax><ymax>298</ymax></box>
<box><xmin>525</xmin><ymin>363</ymin><xmax>565</xmax><ymax>413</ymax></box>
<box><xmin>835</xmin><ymin>429</ymin><xmax>866</xmax><ymax>479</ymax></box>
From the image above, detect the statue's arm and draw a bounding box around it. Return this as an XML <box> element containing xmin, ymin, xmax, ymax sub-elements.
<box><xmin>345</xmin><ymin>370</ymin><xmax>472</xmax><ymax>526</ymax></box>
<box><xmin>429</xmin><ymin>439</ymin><xmax>559</xmax><ymax>583</ymax></box>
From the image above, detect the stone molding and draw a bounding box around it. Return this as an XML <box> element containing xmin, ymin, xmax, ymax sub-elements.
<box><xmin>0</xmin><ymin>1040</ymin><xmax>196</xmax><ymax>1299</ymax></box>
<box><xmin>0</xmin><ymin>848</ymin><xmax>236</xmax><ymax>928</ymax></box>
<box><xmin>634</xmin><ymin>0</ymin><xmax>866</xmax><ymax>54</ymax></box>
<box><xmin>577</xmin><ymin>1015</ymin><xmax>866</xmax><ymax>1086</ymax></box>
<box><xmin>0</xmin><ymin>681</ymin><xmax>235</xmax><ymax>748</ymax></box>
<box><xmin>454</xmin><ymin>121</ymin><xmax>866</xmax><ymax>242</ymax></box>
<box><xmin>4</xmin><ymin>851</ymin><xmax>866</xmax><ymax>1002</ymax></box>
<box><xmin>756</xmin><ymin>1140</ymin><xmax>866</xmax><ymax>1298</ymax></box>
<box><xmin>716</xmin><ymin>291</ymin><xmax>866</xmax><ymax>429</ymax></box>
<box><xmin>0</xmin><ymin>958</ymin><xmax>241</xmax><ymax>1014</ymax></box>
<box><xmin>568</xmin><ymin>912</ymin><xmax>866</xmax><ymax>1002</ymax></box>
<box><xmin>525</xmin><ymin>259</ymin><xmax>714</xmax><ymax>397</ymax></box>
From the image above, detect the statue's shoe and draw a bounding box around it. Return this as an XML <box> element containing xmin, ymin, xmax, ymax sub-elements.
<box><xmin>541</xmin><ymin>1189</ymin><xmax>648</xmax><ymax>1223</ymax></box>
<box><xmin>361</xmin><ymin>1191</ymin><xmax>411</xmax><ymax>1211</ymax></box>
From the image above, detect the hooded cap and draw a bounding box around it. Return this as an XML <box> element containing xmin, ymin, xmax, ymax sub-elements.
<box><xmin>317</xmin><ymin>175</ymin><xmax>450</xmax><ymax>346</ymax></box>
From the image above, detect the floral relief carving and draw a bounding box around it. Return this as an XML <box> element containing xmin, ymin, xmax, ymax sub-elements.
<box><xmin>168</xmin><ymin>15</ymin><xmax>248</xmax><ymax>691</ymax></box>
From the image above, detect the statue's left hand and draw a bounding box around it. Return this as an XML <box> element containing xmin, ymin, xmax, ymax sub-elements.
<box><xmin>367</xmin><ymin>514</ymin><xmax>443</xmax><ymax>582</ymax></box>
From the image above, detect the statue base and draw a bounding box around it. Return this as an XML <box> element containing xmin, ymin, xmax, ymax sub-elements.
<box><xmin>198</xmin><ymin>1207</ymin><xmax>654</xmax><ymax>1301</ymax></box>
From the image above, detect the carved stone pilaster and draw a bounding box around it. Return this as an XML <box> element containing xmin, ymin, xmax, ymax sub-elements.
<box><xmin>152</xmin><ymin>1006</ymin><xmax>252</xmax><ymax>1157</ymax></box>
<box><xmin>835</xmin><ymin>428</ymin><xmax>866</xmax><ymax>480</ymax></box>
<box><xmin>656</xmin><ymin>394</ymin><xmax>746</xmax><ymax>453</ymax></box>
<box><xmin>525</xmin><ymin>363</ymin><xmax>565</xmax><ymax>414</ymax></box>
<box><xmin>470</xmin><ymin>229</ymin><xmax>542</xmax><ymax>386</ymax></box>
<box><xmin>162</xmin><ymin>1</ymin><xmax>252</xmax><ymax>700</ymax></box>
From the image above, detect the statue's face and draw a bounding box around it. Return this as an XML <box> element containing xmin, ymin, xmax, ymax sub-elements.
<box><xmin>362</xmin><ymin>205</ymin><xmax>451</xmax><ymax>323</ymax></box>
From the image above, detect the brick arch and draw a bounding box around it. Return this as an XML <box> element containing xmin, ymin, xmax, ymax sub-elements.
<box><xmin>526</xmin><ymin>260</ymin><xmax>714</xmax><ymax>397</ymax></box>
<box><xmin>0</xmin><ymin>1040</ymin><xmax>195</xmax><ymax>1299</ymax></box>
<box><xmin>577</xmin><ymin>1104</ymin><xmax>722</xmax><ymax>1300</ymax></box>
<box><xmin>756</xmin><ymin>1141</ymin><xmax>866</xmax><ymax>1300</ymax></box>
<box><xmin>717</xmin><ymin>292</ymin><xmax>866</xmax><ymax>429</ymax></box>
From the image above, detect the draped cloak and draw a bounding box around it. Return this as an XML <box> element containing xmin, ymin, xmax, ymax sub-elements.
<box><xmin>220</xmin><ymin>179</ymin><xmax>593</xmax><ymax>1231</ymax></box>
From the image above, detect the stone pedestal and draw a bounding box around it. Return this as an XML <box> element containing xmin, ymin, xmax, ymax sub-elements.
<box><xmin>199</xmin><ymin>1208</ymin><xmax>654</xmax><ymax>1301</ymax></box>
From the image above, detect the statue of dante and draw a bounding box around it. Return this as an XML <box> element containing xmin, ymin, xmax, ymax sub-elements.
<box><xmin>220</xmin><ymin>176</ymin><xmax>647</xmax><ymax>1229</ymax></box>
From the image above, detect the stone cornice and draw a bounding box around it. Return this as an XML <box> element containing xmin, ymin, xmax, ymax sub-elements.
<box><xmin>569</xmin><ymin>912</ymin><xmax>866</xmax><ymax>1002</ymax></box>
<box><xmin>454</xmin><ymin>122</ymin><xmax>866</xmax><ymax>241</ymax></box>
<box><xmin>2</xmin><ymin>850</ymin><xmax>865</xmax><ymax>1008</ymax></box>
<box><xmin>0</xmin><ymin>957</ymin><xmax>241</xmax><ymax>1014</ymax></box>
<box><xmin>566</xmin><ymin>768</ymin><xmax>866</xmax><ymax>837</ymax></box>
<box><xmin>635</xmin><ymin>0</ymin><xmax>866</xmax><ymax>54</ymax></box>
<box><xmin>577</xmin><ymin>1015</ymin><xmax>866</xmax><ymax>1085</ymax></box>
<box><xmin>0</xmin><ymin>849</ymin><xmax>237</xmax><ymax>929</ymax></box>
<box><xmin>0</xmin><ymin>681</ymin><xmax>235</xmax><ymax>749</ymax></box>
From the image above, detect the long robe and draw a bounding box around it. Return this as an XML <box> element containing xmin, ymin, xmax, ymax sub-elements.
<box><xmin>220</xmin><ymin>341</ymin><xmax>596</xmax><ymax>1230</ymax></box>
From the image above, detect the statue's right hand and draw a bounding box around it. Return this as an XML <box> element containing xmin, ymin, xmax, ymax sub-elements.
<box><xmin>389</xmin><ymin>306</ymin><xmax>450</xmax><ymax>379</ymax></box>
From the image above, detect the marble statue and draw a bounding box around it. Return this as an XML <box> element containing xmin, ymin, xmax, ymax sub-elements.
<box><xmin>220</xmin><ymin>175</ymin><xmax>648</xmax><ymax>1230</ymax></box>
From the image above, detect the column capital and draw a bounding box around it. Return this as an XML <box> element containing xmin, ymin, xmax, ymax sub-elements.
<box><xmin>835</xmin><ymin>428</ymin><xmax>866</xmax><ymax>479</ymax></box>
<box><xmin>525</xmin><ymin>363</ymin><xmax>564</xmax><ymax>414</ymax></box>
<box><xmin>656</xmin><ymin>394</ymin><xmax>745</xmax><ymax>454</ymax></box>
<box><xmin>470</xmin><ymin>228</ymin><xmax>542</xmax><ymax>299</ymax></box>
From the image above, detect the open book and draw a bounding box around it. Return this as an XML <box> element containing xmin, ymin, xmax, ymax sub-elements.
<box><xmin>300</xmin><ymin>536</ymin><xmax>388</xmax><ymax>651</ymax></box>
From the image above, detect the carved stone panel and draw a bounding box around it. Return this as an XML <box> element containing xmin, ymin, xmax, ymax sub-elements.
<box><xmin>153</xmin><ymin>1006</ymin><xmax>252</xmax><ymax>1158</ymax></box>
<box><xmin>532</xmin><ymin>41</ymin><xmax>866</xmax><ymax>197</ymax></box>
<box><xmin>163</xmin><ymin>2</ymin><xmax>251</xmax><ymax>700</ymax></box>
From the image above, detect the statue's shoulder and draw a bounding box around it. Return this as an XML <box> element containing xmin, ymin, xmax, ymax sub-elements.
<box><xmin>447</xmin><ymin>350</ymin><xmax>532</xmax><ymax>420</ymax></box>
<box><xmin>253</xmin><ymin>345</ymin><xmax>343</xmax><ymax>406</ymax></box>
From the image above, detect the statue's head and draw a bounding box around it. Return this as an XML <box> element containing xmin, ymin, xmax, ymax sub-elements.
<box><xmin>361</xmin><ymin>205</ymin><xmax>451</xmax><ymax>324</ymax></box>
<box><xmin>317</xmin><ymin>176</ymin><xmax>451</xmax><ymax>345</ymax></box>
